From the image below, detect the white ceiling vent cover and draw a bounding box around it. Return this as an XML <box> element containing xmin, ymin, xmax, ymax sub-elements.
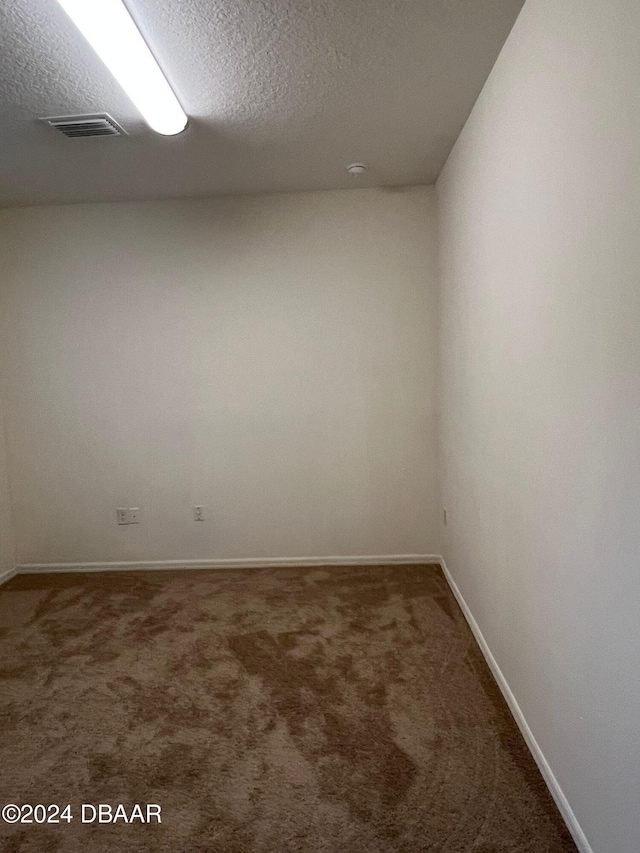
<box><xmin>41</xmin><ymin>114</ymin><xmax>126</xmax><ymax>138</ymax></box>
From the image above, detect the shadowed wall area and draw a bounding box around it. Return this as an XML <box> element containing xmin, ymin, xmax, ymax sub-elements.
<box><xmin>0</xmin><ymin>564</ymin><xmax>575</xmax><ymax>852</ymax></box>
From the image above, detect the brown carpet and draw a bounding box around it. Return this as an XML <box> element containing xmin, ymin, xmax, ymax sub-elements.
<box><xmin>0</xmin><ymin>564</ymin><xmax>576</xmax><ymax>852</ymax></box>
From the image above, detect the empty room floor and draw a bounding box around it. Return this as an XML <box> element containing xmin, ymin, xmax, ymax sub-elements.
<box><xmin>0</xmin><ymin>564</ymin><xmax>575</xmax><ymax>852</ymax></box>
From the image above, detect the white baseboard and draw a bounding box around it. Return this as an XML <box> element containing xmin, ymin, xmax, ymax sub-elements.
<box><xmin>0</xmin><ymin>565</ymin><xmax>17</xmax><ymax>586</ymax></box>
<box><xmin>15</xmin><ymin>553</ymin><xmax>440</xmax><ymax>574</ymax></box>
<box><xmin>438</xmin><ymin>556</ymin><xmax>592</xmax><ymax>853</ymax></box>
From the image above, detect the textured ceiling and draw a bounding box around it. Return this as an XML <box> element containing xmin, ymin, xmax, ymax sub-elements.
<box><xmin>0</xmin><ymin>0</ymin><xmax>524</xmax><ymax>206</ymax></box>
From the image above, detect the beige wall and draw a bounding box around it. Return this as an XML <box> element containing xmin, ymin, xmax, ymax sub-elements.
<box><xmin>437</xmin><ymin>1</ymin><xmax>640</xmax><ymax>851</ymax></box>
<box><xmin>0</xmin><ymin>399</ymin><xmax>15</xmax><ymax>574</ymax></box>
<box><xmin>0</xmin><ymin>186</ymin><xmax>440</xmax><ymax>565</ymax></box>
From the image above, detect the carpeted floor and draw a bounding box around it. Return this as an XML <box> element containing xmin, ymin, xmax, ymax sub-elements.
<box><xmin>0</xmin><ymin>564</ymin><xmax>576</xmax><ymax>852</ymax></box>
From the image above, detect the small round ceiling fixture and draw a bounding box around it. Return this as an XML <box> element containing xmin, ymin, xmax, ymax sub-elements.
<box><xmin>346</xmin><ymin>163</ymin><xmax>367</xmax><ymax>176</ymax></box>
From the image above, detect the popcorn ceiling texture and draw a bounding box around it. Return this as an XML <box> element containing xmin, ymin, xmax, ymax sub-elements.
<box><xmin>0</xmin><ymin>564</ymin><xmax>576</xmax><ymax>852</ymax></box>
<box><xmin>0</xmin><ymin>0</ymin><xmax>524</xmax><ymax>206</ymax></box>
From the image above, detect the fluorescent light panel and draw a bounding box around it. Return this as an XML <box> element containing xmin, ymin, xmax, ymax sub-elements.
<box><xmin>55</xmin><ymin>0</ymin><xmax>187</xmax><ymax>136</ymax></box>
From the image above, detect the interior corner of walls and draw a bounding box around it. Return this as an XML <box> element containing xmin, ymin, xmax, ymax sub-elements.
<box><xmin>0</xmin><ymin>565</ymin><xmax>17</xmax><ymax>587</ymax></box>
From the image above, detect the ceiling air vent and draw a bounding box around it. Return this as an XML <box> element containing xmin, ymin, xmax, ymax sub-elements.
<box><xmin>40</xmin><ymin>114</ymin><xmax>126</xmax><ymax>138</ymax></box>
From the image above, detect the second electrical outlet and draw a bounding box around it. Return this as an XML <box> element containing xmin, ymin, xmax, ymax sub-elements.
<box><xmin>117</xmin><ymin>507</ymin><xmax>141</xmax><ymax>525</ymax></box>
<box><xmin>193</xmin><ymin>505</ymin><xmax>204</xmax><ymax>521</ymax></box>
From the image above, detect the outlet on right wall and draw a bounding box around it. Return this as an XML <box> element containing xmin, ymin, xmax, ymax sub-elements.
<box><xmin>436</xmin><ymin>1</ymin><xmax>640</xmax><ymax>851</ymax></box>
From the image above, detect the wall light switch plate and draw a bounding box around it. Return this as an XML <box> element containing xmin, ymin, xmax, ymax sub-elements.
<box><xmin>129</xmin><ymin>507</ymin><xmax>141</xmax><ymax>524</ymax></box>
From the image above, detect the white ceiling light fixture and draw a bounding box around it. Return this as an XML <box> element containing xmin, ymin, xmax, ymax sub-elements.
<box><xmin>54</xmin><ymin>0</ymin><xmax>188</xmax><ymax>136</ymax></box>
<box><xmin>346</xmin><ymin>163</ymin><xmax>367</xmax><ymax>176</ymax></box>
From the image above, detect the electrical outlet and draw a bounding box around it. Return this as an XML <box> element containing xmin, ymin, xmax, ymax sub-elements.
<box><xmin>117</xmin><ymin>507</ymin><xmax>141</xmax><ymax>525</ymax></box>
<box><xmin>193</xmin><ymin>505</ymin><xmax>204</xmax><ymax>522</ymax></box>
